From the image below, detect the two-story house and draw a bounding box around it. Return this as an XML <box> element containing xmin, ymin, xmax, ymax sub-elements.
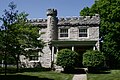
<box><xmin>25</xmin><ymin>9</ymin><xmax>100</xmax><ymax>68</ymax></box>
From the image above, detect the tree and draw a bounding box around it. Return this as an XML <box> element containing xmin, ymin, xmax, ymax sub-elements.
<box><xmin>56</xmin><ymin>49</ymin><xmax>78</xmax><ymax>72</ymax></box>
<box><xmin>80</xmin><ymin>0</ymin><xmax>120</xmax><ymax>68</ymax></box>
<box><xmin>0</xmin><ymin>2</ymin><xmax>44</xmax><ymax>73</ymax></box>
<box><xmin>80</xmin><ymin>7</ymin><xmax>90</xmax><ymax>16</ymax></box>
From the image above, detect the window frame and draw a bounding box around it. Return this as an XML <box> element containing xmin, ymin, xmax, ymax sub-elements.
<box><xmin>29</xmin><ymin>53</ymin><xmax>40</xmax><ymax>62</ymax></box>
<box><xmin>79</xmin><ymin>28</ymin><xmax>88</xmax><ymax>38</ymax></box>
<box><xmin>59</xmin><ymin>28</ymin><xmax>69</xmax><ymax>38</ymax></box>
<box><xmin>29</xmin><ymin>56</ymin><xmax>39</xmax><ymax>61</ymax></box>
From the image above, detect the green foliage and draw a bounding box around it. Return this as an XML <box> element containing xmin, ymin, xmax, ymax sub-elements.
<box><xmin>0</xmin><ymin>54</ymin><xmax>16</xmax><ymax>64</ymax></box>
<box><xmin>80</xmin><ymin>7</ymin><xmax>90</xmax><ymax>16</ymax></box>
<box><xmin>0</xmin><ymin>2</ymin><xmax>44</xmax><ymax>56</ymax></box>
<box><xmin>83</xmin><ymin>50</ymin><xmax>105</xmax><ymax>67</ymax></box>
<box><xmin>56</xmin><ymin>49</ymin><xmax>78</xmax><ymax>69</ymax></box>
<box><xmin>0</xmin><ymin>67</ymin><xmax>17</xmax><ymax>73</ymax></box>
<box><xmin>80</xmin><ymin>0</ymin><xmax>120</xmax><ymax>68</ymax></box>
<box><xmin>0</xmin><ymin>2</ymin><xmax>44</xmax><ymax>71</ymax></box>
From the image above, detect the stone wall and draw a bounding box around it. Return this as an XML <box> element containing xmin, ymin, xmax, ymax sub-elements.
<box><xmin>39</xmin><ymin>46</ymin><xmax>51</xmax><ymax>68</ymax></box>
<box><xmin>58</xmin><ymin>25</ymin><xmax>99</xmax><ymax>41</ymax></box>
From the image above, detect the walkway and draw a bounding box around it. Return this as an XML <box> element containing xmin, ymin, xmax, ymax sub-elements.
<box><xmin>72</xmin><ymin>74</ymin><xmax>87</xmax><ymax>80</ymax></box>
<box><xmin>72</xmin><ymin>68</ymin><xmax>87</xmax><ymax>80</ymax></box>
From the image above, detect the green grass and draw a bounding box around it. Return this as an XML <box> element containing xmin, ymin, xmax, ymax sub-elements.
<box><xmin>0</xmin><ymin>71</ymin><xmax>73</xmax><ymax>80</ymax></box>
<box><xmin>88</xmin><ymin>70</ymin><xmax>120</xmax><ymax>80</ymax></box>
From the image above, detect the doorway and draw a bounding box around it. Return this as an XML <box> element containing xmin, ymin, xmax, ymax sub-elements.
<box><xmin>74</xmin><ymin>46</ymin><xmax>93</xmax><ymax>67</ymax></box>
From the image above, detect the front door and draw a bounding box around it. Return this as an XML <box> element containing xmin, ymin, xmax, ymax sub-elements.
<box><xmin>74</xmin><ymin>46</ymin><xmax>92</xmax><ymax>68</ymax></box>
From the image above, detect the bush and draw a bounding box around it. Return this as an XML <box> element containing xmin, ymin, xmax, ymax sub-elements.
<box><xmin>19</xmin><ymin>67</ymin><xmax>51</xmax><ymax>72</ymax></box>
<box><xmin>56</xmin><ymin>49</ymin><xmax>78</xmax><ymax>72</ymax></box>
<box><xmin>0</xmin><ymin>67</ymin><xmax>17</xmax><ymax>73</ymax></box>
<box><xmin>83</xmin><ymin>50</ymin><xmax>105</xmax><ymax>72</ymax></box>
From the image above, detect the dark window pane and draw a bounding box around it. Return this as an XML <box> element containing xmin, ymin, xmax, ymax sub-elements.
<box><xmin>79</xmin><ymin>28</ymin><xmax>87</xmax><ymax>37</ymax></box>
<box><xmin>60</xmin><ymin>29</ymin><xmax>68</xmax><ymax>37</ymax></box>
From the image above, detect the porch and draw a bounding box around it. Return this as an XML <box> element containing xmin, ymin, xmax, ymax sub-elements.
<box><xmin>50</xmin><ymin>40</ymin><xmax>98</xmax><ymax>67</ymax></box>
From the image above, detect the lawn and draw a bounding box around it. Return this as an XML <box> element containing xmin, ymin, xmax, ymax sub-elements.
<box><xmin>88</xmin><ymin>70</ymin><xmax>120</xmax><ymax>80</ymax></box>
<box><xmin>0</xmin><ymin>71</ymin><xmax>73</xmax><ymax>80</ymax></box>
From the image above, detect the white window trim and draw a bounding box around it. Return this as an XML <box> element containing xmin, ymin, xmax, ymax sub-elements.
<box><xmin>59</xmin><ymin>28</ymin><xmax>70</xmax><ymax>39</ymax></box>
<box><xmin>29</xmin><ymin>60</ymin><xmax>40</xmax><ymax>62</ymax></box>
<box><xmin>78</xmin><ymin>27</ymin><xmax>89</xmax><ymax>38</ymax></box>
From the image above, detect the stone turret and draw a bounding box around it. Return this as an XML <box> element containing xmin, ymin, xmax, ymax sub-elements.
<box><xmin>46</xmin><ymin>9</ymin><xmax>58</xmax><ymax>42</ymax></box>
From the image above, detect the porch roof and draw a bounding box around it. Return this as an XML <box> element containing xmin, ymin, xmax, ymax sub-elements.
<box><xmin>51</xmin><ymin>40</ymin><xmax>97</xmax><ymax>46</ymax></box>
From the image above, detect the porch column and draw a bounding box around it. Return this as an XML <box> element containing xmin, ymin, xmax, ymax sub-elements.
<box><xmin>56</xmin><ymin>47</ymin><xmax>59</xmax><ymax>53</ymax></box>
<box><xmin>72</xmin><ymin>46</ymin><xmax>74</xmax><ymax>51</ymax></box>
<box><xmin>51</xmin><ymin>46</ymin><xmax>54</xmax><ymax>62</ymax></box>
<box><xmin>93</xmin><ymin>46</ymin><xmax>95</xmax><ymax>50</ymax></box>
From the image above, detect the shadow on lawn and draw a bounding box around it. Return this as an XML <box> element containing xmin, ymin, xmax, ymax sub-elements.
<box><xmin>62</xmin><ymin>68</ymin><xmax>111</xmax><ymax>74</ymax></box>
<box><xmin>62</xmin><ymin>68</ymin><xmax>86</xmax><ymax>74</ymax></box>
<box><xmin>0</xmin><ymin>67</ymin><xmax>51</xmax><ymax>74</ymax></box>
<box><xmin>0</xmin><ymin>74</ymin><xmax>53</xmax><ymax>80</ymax></box>
<box><xmin>19</xmin><ymin>67</ymin><xmax>51</xmax><ymax>73</ymax></box>
<box><xmin>87</xmin><ymin>67</ymin><xmax>111</xmax><ymax>74</ymax></box>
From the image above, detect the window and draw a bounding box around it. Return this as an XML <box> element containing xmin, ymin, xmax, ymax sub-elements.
<box><xmin>79</xmin><ymin>28</ymin><xmax>87</xmax><ymax>37</ymax></box>
<box><xmin>30</xmin><ymin>56</ymin><xmax>39</xmax><ymax>61</ymax></box>
<box><xmin>60</xmin><ymin>29</ymin><xmax>68</xmax><ymax>37</ymax></box>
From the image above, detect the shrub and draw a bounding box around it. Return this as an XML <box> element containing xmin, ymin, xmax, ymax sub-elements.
<box><xmin>56</xmin><ymin>49</ymin><xmax>78</xmax><ymax>71</ymax></box>
<box><xmin>0</xmin><ymin>67</ymin><xmax>17</xmax><ymax>73</ymax></box>
<box><xmin>83</xmin><ymin>50</ymin><xmax>105</xmax><ymax>72</ymax></box>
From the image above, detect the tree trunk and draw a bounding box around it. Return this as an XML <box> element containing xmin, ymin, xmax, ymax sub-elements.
<box><xmin>16</xmin><ymin>54</ymin><xmax>19</xmax><ymax>72</ymax></box>
<box><xmin>4</xmin><ymin>51</ymin><xmax>7</xmax><ymax>75</ymax></box>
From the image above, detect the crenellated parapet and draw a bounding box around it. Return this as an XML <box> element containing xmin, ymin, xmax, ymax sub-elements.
<box><xmin>58</xmin><ymin>14</ymin><xmax>100</xmax><ymax>26</ymax></box>
<box><xmin>27</xmin><ymin>14</ymin><xmax>100</xmax><ymax>27</ymax></box>
<box><xmin>27</xmin><ymin>18</ymin><xmax>47</xmax><ymax>27</ymax></box>
<box><xmin>28</xmin><ymin>18</ymin><xmax>47</xmax><ymax>23</ymax></box>
<box><xmin>46</xmin><ymin>9</ymin><xmax>57</xmax><ymax>16</ymax></box>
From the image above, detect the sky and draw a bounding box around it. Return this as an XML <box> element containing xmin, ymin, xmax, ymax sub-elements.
<box><xmin>0</xmin><ymin>0</ymin><xmax>94</xmax><ymax>25</ymax></box>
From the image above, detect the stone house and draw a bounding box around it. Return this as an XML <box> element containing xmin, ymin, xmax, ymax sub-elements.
<box><xmin>24</xmin><ymin>9</ymin><xmax>100</xmax><ymax>68</ymax></box>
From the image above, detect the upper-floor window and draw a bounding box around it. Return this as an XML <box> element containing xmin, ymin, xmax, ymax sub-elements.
<box><xmin>79</xmin><ymin>28</ymin><xmax>87</xmax><ymax>37</ymax></box>
<box><xmin>60</xmin><ymin>29</ymin><xmax>68</xmax><ymax>37</ymax></box>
